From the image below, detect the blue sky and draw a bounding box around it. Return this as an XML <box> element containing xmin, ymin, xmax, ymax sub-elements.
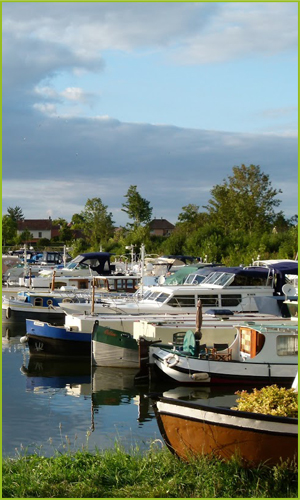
<box><xmin>2</xmin><ymin>1</ymin><xmax>298</xmax><ymax>226</ymax></box>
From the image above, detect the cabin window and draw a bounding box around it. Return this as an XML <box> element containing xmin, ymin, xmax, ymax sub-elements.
<box><xmin>230</xmin><ymin>275</ymin><xmax>271</xmax><ymax>287</ymax></box>
<box><xmin>155</xmin><ymin>293</ymin><xmax>170</xmax><ymax>303</ymax></box>
<box><xmin>77</xmin><ymin>280</ymin><xmax>89</xmax><ymax>289</ymax></box>
<box><xmin>277</xmin><ymin>335</ymin><xmax>298</xmax><ymax>356</ymax></box>
<box><xmin>34</xmin><ymin>298</ymin><xmax>43</xmax><ymax>306</ymax></box>
<box><xmin>214</xmin><ymin>273</ymin><xmax>234</xmax><ymax>286</ymax></box>
<box><xmin>221</xmin><ymin>294</ymin><xmax>242</xmax><ymax>307</ymax></box>
<box><xmin>147</xmin><ymin>291</ymin><xmax>163</xmax><ymax>301</ymax></box>
<box><xmin>197</xmin><ymin>295</ymin><xmax>219</xmax><ymax>307</ymax></box>
<box><xmin>46</xmin><ymin>299</ymin><xmax>53</xmax><ymax>306</ymax></box>
<box><xmin>167</xmin><ymin>295</ymin><xmax>196</xmax><ymax>307</ymax></box>
<box><xmin>38</xmin><ymin>232</ymin><xmax>42</xmax><ymax>238</ymax></box>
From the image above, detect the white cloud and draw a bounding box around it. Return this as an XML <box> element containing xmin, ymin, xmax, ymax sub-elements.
<box><xmin>60</xmin><ymin>87</ymin><xmax>87</xmax><ymax>102</ymax></box>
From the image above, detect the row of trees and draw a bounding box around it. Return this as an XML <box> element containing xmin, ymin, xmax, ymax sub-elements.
<box><xmin>2</xmin><ymin>165</ymin><xmax>298</xmax><ymax>265</ymax></box>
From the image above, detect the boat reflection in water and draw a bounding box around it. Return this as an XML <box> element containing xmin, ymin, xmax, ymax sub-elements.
<box><xmin>91</xmin><ymin>366</ymin><xmax>154</xmax><ymax>426</ymax></box>
<box><xmin>20</xmin><ymin>356</ymin><xmax>92</xmax><ymax>392</ymax></box>
<box><xmin>20</xmin><ymin>357</ymin><xmax>155</xmax><ymax>424</ymax></box>
<box><xmin>2</xmin><ymin>322</ymin><xmax>27</xmax><ymax>341</ymax></box>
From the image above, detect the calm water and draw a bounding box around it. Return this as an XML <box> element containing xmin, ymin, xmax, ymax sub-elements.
<box><xmin>2</xmin><ymin>322</ymin><xmax>241</xmax><ymax>459</ymax></box>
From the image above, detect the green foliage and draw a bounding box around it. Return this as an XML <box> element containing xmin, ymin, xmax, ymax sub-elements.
<box><xmin>52</xmin><ymin>218</ymin><xmax>73</xmax><ymax>242</ymax></box>
<box><xmin>2</xmin><ymin>446</ymin><xmax>298</xmax><ymax>498</ymax></box>
<box><xmin>122</xmin><ymin>185</ymin><xmax>152</xmax><ymax>228</ymax></box>
<box><xmin>7</xmin><ymin>206</ymin><xmax>24</xmax><ymax>221</ymax></box>
<box><xmin>2</xmin><ymin>214</ymin><xmax>17</xmax><ymax>245</ymax></box>
<box><xmin>204</xmin><ymin>164</ymin><xmax>282</xmax><ymax>235</ymax></box>
<box><xmin>15</xmin><ymin>229</ymin><xmax>34</xmax><ymax>245</ymax></box>
<box><xmin>80</xmin><ymin>197</ymin><xmax>115</xmax><ymax>250</ymax></box>
<box><xmin>232</xmin><ymin>385</ymin><xmax>298</xmax><ymax>418</ymax></box>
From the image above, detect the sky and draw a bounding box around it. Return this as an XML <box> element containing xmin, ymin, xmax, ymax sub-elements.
<box><xmin>2</xmin><ymin>1</ymin><xmax>298</xmax><ymax>227</ymax></box>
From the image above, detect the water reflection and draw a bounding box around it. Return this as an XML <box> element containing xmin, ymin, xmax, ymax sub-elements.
<box><xmin>20</xmin><ymin>356</ymin><xmax>91</xmax><ymax>392</ymax></box>
<box><xmin>20</xmin><ymin>357</ymin><xmax>155</xmax><ymax>426</ymax></box>
<box><xmin>3</xmin><ymin>320</ymin><xmax>266</xmax><ymax>459</ymax></box>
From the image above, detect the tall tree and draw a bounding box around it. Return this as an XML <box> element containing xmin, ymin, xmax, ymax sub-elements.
<box><xmin>204</xmin><ymin>164</ymin><xmax>282</xmax><ymax>234</ymax></box>
<box><xmin>7</xmin><ymin>206</ymin><xmax>24</xmax><ymax>221</ymax></box>
<box><xmin>80</xmin><ymin>198</ymin><xmax>114</xmax><ymax>250</ymax></box>
<box><xmin>121</xmin><ymin>185</ymin><xmax>152</xmax><ymax>228</ymax></box>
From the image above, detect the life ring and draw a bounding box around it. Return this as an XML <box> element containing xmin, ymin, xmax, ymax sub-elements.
<box><xmin>6</xmin><ymin>307</ymin><xmax>11</xmax><ymax>319</ymax></box>
<box><xmin>164</xmin><ymin>353</ymin><xmax>179</xmax><ymax>368</ymax></box>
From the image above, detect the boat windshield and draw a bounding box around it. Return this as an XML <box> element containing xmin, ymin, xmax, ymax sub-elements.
<box><xmin>184</xmin><ymin>273</ymin><xmax>207</xmax><ymax>285</ymax></box>
<box><xmin>201</xmin><ymin>272</ymin><xmax>234</xmax><ymax>286</ymax></box>
<box><xmin>213</xmin><ymin>273</ymin><xmax>235</xmax><ymax>286</ymax></box>
<box><xmin>144</xmin><ymin>291</ymin><xmax>170</xmax><ymax>303</ymax></box>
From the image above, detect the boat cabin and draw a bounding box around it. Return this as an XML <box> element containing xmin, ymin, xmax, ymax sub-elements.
<box><xmin>237</xmin><ymin>324</ymin><xmax>298</xmax><ymax>363</ymax></box>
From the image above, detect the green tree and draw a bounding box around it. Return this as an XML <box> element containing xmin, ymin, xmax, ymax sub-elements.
<box><xmin>71</xmin><ymin>213</ymin><xmax>85</xmax><ymax>229</ymax></box>
<box><xmin>2</xmin><ymin>215</ymin><xmax>17</xmax><ymax>246</ymax></box>
<box><xmin>80</xmin><ymin>198</ymin><xmax>115</xmax><ymax>250</ymax></box>
<box><xmin>204</xmin><ymin>164</ymin><xmax>282</xmax><ymax>234</ymax></box>
<box><xmin>178</xmin><ymin>204</ymin><xmax>200</xmax><ymax>224</ymax></box>
<box><xmin>52</xmin><ymin>218</ymin><xmax>73</xmax><ymax>242</ymax></box>
<box><xmin>122</xmin><ymin>185</ymin><xmax>152</xmax><ymax>228</ymax></box>
<box><xmin>15</xmin><ymin>229</ymin><xmax>33</xmax><ymax>245</ymax></box>
<box><xmin>7</xmin><ymin>206</ymin><xmax>24</xmax><ymax>221</ymax></box>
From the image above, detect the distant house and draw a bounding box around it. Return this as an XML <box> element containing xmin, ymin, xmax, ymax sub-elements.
<box><xmin>149</xmin><ymin>218</ymin><xmax>175</xmax><ymax>237</ymax></box>
<box><xmin>17</xmin><ymin>219</ymin><xmax>60</xmax><ymax>243</ymax></box>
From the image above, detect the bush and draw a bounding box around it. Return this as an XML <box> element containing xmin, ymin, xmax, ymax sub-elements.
<box><xmin>231</xmin><ymin>385</ymin><xmax>298</xmax><ymax>417</ymax></box>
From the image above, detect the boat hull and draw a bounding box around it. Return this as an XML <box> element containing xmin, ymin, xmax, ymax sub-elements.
<box><xmin>153</xmin><ymin>397</ymin><xmax>298</xmax><ymax>466</ymax></box>
<box><xmin>25</xmin><ymin>319</ymin><xmax>91</xmax><ymax>357</ymax></box>
<box><xmin>2</xmin><ymin>304</ymin><xmax>65</xmax><ymax>325</ymax></box>
<box><xmin>150</xmin><ymin>347</ymin><xmax>298</xmax><ymax>385</ymax></box>
<box><xmin>92</xmin><ymin>321</ymin><xmax>138</xmax><ymax>368</ymax></box>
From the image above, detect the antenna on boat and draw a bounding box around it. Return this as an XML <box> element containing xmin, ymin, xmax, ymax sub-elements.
<box><xmin>63</xmin><ymin>245</ymin><xmax>67</xmax><ymax>267</ymax></box>
<box><xmin>140</xmin><ymin>243</ymin><xmax>145</xmax><ymax>297</ymax></box>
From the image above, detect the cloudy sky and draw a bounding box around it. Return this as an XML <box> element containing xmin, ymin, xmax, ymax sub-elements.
<box><xmin>2</xmin><ymin>1</ymin><xmax>298</xmax><ymax>226</ymax></box>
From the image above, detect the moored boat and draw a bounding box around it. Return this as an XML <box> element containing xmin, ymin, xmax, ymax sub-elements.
<box><xmin>148</xmin><ymin>323</ymin><xmax>298</xmax><ymax>385</ymax></box>
<box><xmin>151</xmin><ymin>393</ymin><xmax>298</xmax><ymax>466</ymax></box>
<box><xmin>60</xmin><ymin>262</ymin><xmax>298</xmax><ymax>316</ymax></box>
<box><xmin>24</xmin><ymin>319</ymin><xmax>92</xmax><ymax>357</ymax></box>
<box><xmin>92</xmin><ymin>321</ymin><xmax>139</xmax><ymax>368</ymax></box>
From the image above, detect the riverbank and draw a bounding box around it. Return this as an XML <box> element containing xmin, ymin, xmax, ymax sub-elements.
<box><xmin>2</xmin><ymin>445</ymin><xmax>298</xmax><ymax>498</ymax></box>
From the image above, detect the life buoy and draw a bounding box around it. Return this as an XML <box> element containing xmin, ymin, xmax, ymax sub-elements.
<box><xmin>6</xmin><ymin>307</ymin><xmax>11</xmax><ymax>319</ymax></box>
<box><xmin>164</xmin><ymin>353</ymin><xmax>179</xmax><ymax>368</ymax></box>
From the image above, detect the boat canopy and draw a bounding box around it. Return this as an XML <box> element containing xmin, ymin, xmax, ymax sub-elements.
<box><xmin>66</xmin><ymin>252</ymin><xmax>114</xmax><ymax>275</ymax></box>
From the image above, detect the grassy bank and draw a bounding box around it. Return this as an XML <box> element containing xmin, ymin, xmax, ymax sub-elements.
<box><xmin>2</xmin><ymin>444</ymin><xmax>298</xmax><ymax>498</ymax></box>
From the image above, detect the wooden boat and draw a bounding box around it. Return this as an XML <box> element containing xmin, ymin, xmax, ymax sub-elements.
<box><xmin>148</xmin><ymin>323</ymin><xmax>298</xmax><ymax>385</ymax></box>
<box><xmin>151</xmin><ymin>394</ymin><xmax>298</xmax><ymax>466</ymax></box>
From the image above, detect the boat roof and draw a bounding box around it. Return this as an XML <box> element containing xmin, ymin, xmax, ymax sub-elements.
<box><xmin>238</xmin><ymin>323</ymin><xmax>298</xmax><ymax>334</ymax></box>
<box><xmin>247</xmin><ymin>261</ymin><xmax>298</xmax><ymax>275</ymax></box>
<box><xmin>78</xmin><ymin>252</ymin><xmax>113</xmax><ymax>260</ymax></box>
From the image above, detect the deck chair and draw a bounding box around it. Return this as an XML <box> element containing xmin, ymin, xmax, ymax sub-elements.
<box><xmin>212</xmin><ymin>343</ymin><xmax>232</xmax><ymax>361</ymax></box>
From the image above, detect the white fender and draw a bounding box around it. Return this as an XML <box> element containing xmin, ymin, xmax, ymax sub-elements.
<box><xmin>6</xmin><ymin>307</ymin><xmax>11</xmax><ymax>319</ymax></box>
<box><xmin>191</xmin><ymin>372</ymin><xmax>210</xmax><ymax>381</ymax></box>
<box><xmin>164</xmin><ymin>353</ymin><xmax>179</xmax><ymax>368</ymax></box>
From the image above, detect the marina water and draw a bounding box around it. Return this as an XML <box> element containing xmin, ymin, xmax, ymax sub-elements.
<box><xmin>3</xmin><ymin>322</ymin><xmax>241</xmax><ymax>458</ymax></box>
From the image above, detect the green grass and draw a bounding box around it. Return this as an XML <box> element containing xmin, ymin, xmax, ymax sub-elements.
<box><xmin>2</xmin><ymin>443</ymin><xmax>298</xmax><ymax>498</ymax></box>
